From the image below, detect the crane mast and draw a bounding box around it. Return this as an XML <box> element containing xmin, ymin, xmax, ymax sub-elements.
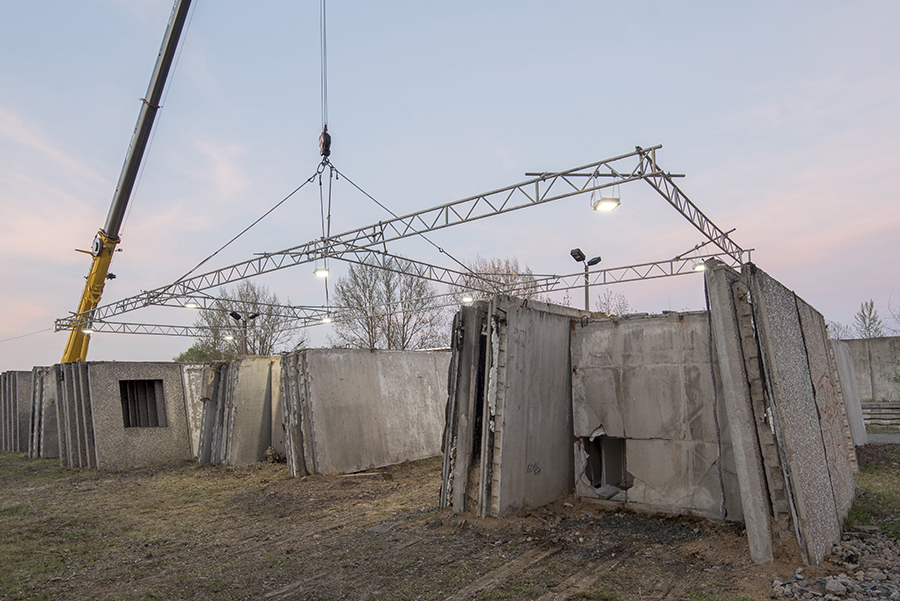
<box><xmin>61</xmin><ymin>0</ymin><xmax>192</xmax><ymax>363</ymax></box>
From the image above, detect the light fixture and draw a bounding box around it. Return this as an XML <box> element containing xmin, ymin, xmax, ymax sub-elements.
<box><xmin>185</xmin><ymin>301</ymin><xmax>199</xmax><ymax>309</ymax></box>
<box><xmin>314</xmin><ymin>267</ymin><xmax>330</xmax><ymax>278</ymax></box>
<box><xmin>82</xmin><ymin>327</ymin><xmax>94</xmax><ymax>335</ymax></box>
<box><xmin>321</xmin><ymin>314</ymin><xmax>333</xmax><ymax>324</ymax></box>
<box><xmin>592</xmin><ymin>196</ymin><xmax>621</xmax><ymax>212</ymax></box>
<box><xmin>693</xmin><ymin>262</ymin><xmax>707</xmax><ymax>272</ymax></box>
<box><xmin>462</xmin><ymin>295</ymin><xmax>474</xmax><ymax>304</ymax></box>
<box><xmin>570</xmin><ymin>248</ymin><xmax>602</xmax><ymax>311</ymax></box>
<box><xmin>224</xmin><ymin>334</ymin><xmax>234</xmax><ymax>341</ymax></box>
<box><xmin>589</xmin><ymin>175</ymin><xmax>621</xmax><ymax>212</ymax></box>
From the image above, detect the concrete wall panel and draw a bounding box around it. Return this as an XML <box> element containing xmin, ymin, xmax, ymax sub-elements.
<box><xmin>180</xmin><ymin>364</ymin><xmax>205</xmax><ymax>459</ymax></box>
<box><xmin>87</xmin><ymin>362</ymin><xmax>191</xmax><ymax>470</ymax></box>
<box><xmin>832</xmin><ymin>340</ymin><xmax>867</xmax><ymax>446</ymax></box>
<box><xmin>297</xmin><ymin>349</ymin><xmax>449</xmax><ymax>474</ymax></box>
<box><xmin>845</xmin><ymin>337</ymin><xmax>900</xmax><ymax>402</ymax></box>
<box><xmin>749</xmin><ymin>267</ymin><xmax>841</xmax><ymax>566</ymax></box>
<box><xmin>226</xmin><ymin>357</ymin><xmax>278</xmax><ymax>465</ymax></box>
<box><xmin>571</xmin><ymin>311</ymin><xmax>737</xmax><ymax>522</ymax></box>
<box><xmin>796</xmin><ymin>299</ymin><xmax>856</xmax><ymax>517</ymax></box>
<box><xmin>705</xmin><ymin>263</ymin><xmax>773</xmax><ymax>563</ymax></box>
<box><xmin>488</xmin><ymin>297</ymin><xmax>579</xmax><ymax>517</ymax></box>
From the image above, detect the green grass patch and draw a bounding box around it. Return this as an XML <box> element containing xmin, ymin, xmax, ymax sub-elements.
<box><xmin>846</xmin><ymin>445</ymin><xmax>900</xmax><ymax>536</ymax></box>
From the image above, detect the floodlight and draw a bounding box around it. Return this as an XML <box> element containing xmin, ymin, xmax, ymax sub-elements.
<box><xmin>570</xmin><ymin>248</ymin><xmax>586</xmax><ymax>263</ymax></box>
<box><xmin>229</xmin><ymin>311</ymin><xmax>242</xmax><ymax>321</ymax></box>
<box><xmin>462</xmin><ymin>295</ymin><xmax>474</xmax><ymax>304</ymax></box>
<box><xmin>587</xmin><ymin>256</ymin><xmax>602</xmax><ymax>267</ymax></box>
<box><xmin>185</xmin><ymin>301</ymin><xmax>199</xmax><ymax>309</ymax></box>
<box><xmin>322</xmin><ymin>315</ymin><xmax>333</xmax><ymax>324</ymax></box>
<box><xmin>82</xmin><ymin>327</ymin><xmax>94</xmax><ymax>335</ymax></box>
<box><xmin>314</xmin><ymin>267</ymin><xmax>330</xmax><ymax>278</ymax></box>
<box><xmin>693</xmin><ymin>262</ymin><xmax>706</xmax><ymax>272</ymax></box>
<box><xmin>225</xmin><ymin>335</ymin><xmax>235</xmax><ymax>341</ymax></box>
<box><xmin>592</xmin><ymin>197</ymin><xmax>621</xmax><ymax>212</ymax></box>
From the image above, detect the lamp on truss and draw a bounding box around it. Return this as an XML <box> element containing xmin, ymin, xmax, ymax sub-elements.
<box><xmin>590</xmin><ymin>175</ymin><xmax>620</xmax><ymax>212</ymax></box>
<box><xmin>314</xmin><ymin>267</ymin><xmax>330</xmax><ymax>278</ymax></box>
<box><xmin>184</xmin><ymin>301</ymin><xmax>199</xmax><ymax>309</ymax></box>
<box><xmin>82</xmin><ymin>327</ymin><xmax>94</xmax><ymax>335</ymax></box>
<box><xmin>321</xmin><ymin>314</ymin><xmax>333</xmax><ymax>324</ymax></box>
<box><xmin>461</xmin><ymin>294</ymin><xmax>474</xmax><ymax>304</ymax></box>
<box><xmin>693</xmin><ymin>261</ymin><xmax>707</xmax><ymax>272</ymax></box>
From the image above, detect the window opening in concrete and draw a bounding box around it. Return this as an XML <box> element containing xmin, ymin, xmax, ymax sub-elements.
<box><xmin>119</xmin><ymin>380</ymin><xmax>168</xmax><ymax>428</ymax></box>
<box><xmin>583</xmin><ymin>434</ymin><xmax>626</xmax><ymax>489</ymax></box>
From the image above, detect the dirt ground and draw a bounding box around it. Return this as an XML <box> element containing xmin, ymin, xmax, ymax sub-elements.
<box><xmin>0</xmin><ymin>449</ymin><xmax>885</xmax><ymax>601</ymax></box>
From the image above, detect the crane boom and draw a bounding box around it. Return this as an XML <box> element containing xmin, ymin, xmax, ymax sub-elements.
<box><xmin>61</xmin><ymin>0</ymin><xmax>192</xmax><ymax>363</ymax></box>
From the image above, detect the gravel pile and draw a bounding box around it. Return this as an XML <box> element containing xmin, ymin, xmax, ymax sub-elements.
<box><xmin>770</xmin><ymin>530</ymin><xmax>900</xmax><ymax>600</ymax></box>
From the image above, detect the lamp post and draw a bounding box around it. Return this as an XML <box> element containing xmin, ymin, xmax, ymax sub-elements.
<box><xmin>570</xmin><ymin>248</ymin><xmax>602</xmax><ymax>311</ymax></box>
<box><xmin>229</xmin><ymin>311</ymin><xmax>260</xmax><ymax>355</ymax></box>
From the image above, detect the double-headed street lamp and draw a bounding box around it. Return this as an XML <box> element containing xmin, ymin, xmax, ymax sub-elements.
<box><xmin>229</xmin><ymin>311</ymin><xmax>261</xmax><ymax>355</ymax></box>
<box><xmin>570</xmin><ymin>248</ymin><xmax>602</xmax><ymax>311</ymax></box>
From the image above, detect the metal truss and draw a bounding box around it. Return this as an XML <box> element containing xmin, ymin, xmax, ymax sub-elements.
<box><xmin>528</xmin><ymin>251</ymin><xmax>740</xmax><ymax>294</ymax></box>
<box><xmin>63</xmin><ymin>253</ymin><xmax>736</xmax><ymax>337</ymax></box>
<box><xmin>55</xmin><ymin>145</ymin><xmax>748</xmax><ymax>333</ymax></box>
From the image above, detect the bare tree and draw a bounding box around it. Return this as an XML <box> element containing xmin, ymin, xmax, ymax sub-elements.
<box><xmin>329</xmin><ymin>256</ymin><xmax>447</xmax><ymax>350</ymax></box>
<box><xmin>451</xmin><ymin>255</ymin><xmax>547</xmax><ymax>302</ymax></box>
<box><xmin>853</xmin><ymin>299</ymin><xmax>886</xmax><ymax>339</ymax></box>
<box><xmin>595</xmin><ymin>289</ymin><xmax>630</xmax><ymax>316</ymax></box>
<box><xmin>826</xmin><ymin>320</ymin><xmax>854</xmax><ymax>340</ymax></box>
<box><xmin>174</xmin><ymin>281</ymin><xmax>304</xmax><ymax>361</ymax></box>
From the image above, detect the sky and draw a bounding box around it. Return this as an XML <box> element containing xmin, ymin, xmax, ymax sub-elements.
<box><xmin>1</xmin><ymin>0</ymin><xmax>899</xmax><ymax>371</ymax></box>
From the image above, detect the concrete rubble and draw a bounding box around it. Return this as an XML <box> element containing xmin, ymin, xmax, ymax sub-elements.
<box><xmin>440</xmin><ymin>262</ymin><xmax>862</xmax><ymax>566</ymax></box>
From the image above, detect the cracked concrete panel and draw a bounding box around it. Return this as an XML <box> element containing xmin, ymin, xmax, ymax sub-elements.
<box><xmin>87</xmin><ymin>362</ymin><xmax>192</xmax><ymax>471</ymax></box>
<box><xmin>749</xmin><ymin>267</ymin><xmax>841</xmax><ymax>566</ymax></box>
<box><xmin>831</xmin><ymin>340</ymin><xmax>867</xmax><ymax>447</ymax></box>
<box><xmin>572</xmin><ymin>311</ymin><xmax>734</xmax><ymax>522</ymax></box>
<box><xmin>572</xmin><ymin>312</ymin><xmax>714</xmax><ymax>442</ymax></box>
<box><xmin>796</xmin><ymin>299</ymin><xmax>856</xmax><ymax>519</ymax></box>
<box><xmin>627</xmin><ymin>439</ymin><xmax>725</xmax><ymax>519</ymax></box>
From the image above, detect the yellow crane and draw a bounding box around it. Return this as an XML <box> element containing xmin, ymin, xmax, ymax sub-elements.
<box><xmin>61</xmin><ymin>0</ymin><xmax>192</xmax><ymax>363</ymax></box>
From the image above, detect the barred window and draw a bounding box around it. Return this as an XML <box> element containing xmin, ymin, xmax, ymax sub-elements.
<box><xmin>119</xmin><ymin>380</ymin><xmax>168</xmax><ymax>428</ymax></box>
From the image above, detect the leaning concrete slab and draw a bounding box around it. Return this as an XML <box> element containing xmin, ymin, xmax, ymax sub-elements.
<box><xmin>748</xmin><ymin>265</ymin><xmax>844</xmax><ymax>566</ymax></box>
<box><xmin>29</xmin><ymin>367</ymin><xmax>59</xmax><ymax>459</ymax></box>
<box><xmin>832</xmin><ymin>340</ymin><xmax>867</xmax><ymax>447</ymax></box>
<box><xmin>705</xmin><ymin>262</ymin><xmax>773</xmax><ymax>563</ymax></box>
<box><xmin>281</xmin><ymin>348</ymin><xmax>450</xmax><ymax>476</ymax></box>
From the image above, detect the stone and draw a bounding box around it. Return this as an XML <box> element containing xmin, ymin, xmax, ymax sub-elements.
<box><xmin>825</xmin><ymin>579</ymin><xmax>847</xmax><ymax>596</ymax></box>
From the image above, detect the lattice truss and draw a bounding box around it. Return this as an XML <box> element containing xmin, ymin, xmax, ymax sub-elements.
<box><xmin>55</xmin><ymin>145</ymin><xmax>750</xmax><ymax>337</ymax></box>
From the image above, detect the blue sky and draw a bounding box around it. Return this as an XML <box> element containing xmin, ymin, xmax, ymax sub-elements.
<box><xmin>1</xmin><ymin>1</ymin><xmax>899</xmax><ymax>370</ymax></box>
